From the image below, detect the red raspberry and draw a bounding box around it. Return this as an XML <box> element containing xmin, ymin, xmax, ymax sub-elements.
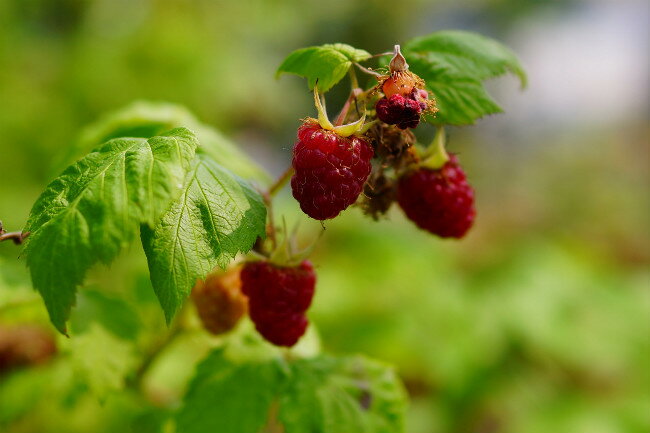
<box><xmin>241</xmin><ymin>260</ymin><xmax>316</xmax><ymax>347</ymax></box>
<box><xmin>191</xmin><ymin>266</ymin><xmax>247</xmax><ymax>336</ymax></box>
<box><xmin>376</xmin><ymin>90</ymin><xmax>428</xmax><ymax>130</ymax></box>
<box><xmin>397</xmin><ymin>155</ymin><xmax>476</xmax><ymax>238</ymax></box>
<box><xmin>291</xmin><ymin>121</ymin><xmax>374</xmax><ymax>220</ymax></box>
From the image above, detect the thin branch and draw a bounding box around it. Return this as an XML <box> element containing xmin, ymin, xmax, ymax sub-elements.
<box><xmin>0</xmin><ymin>221</ymin><xmax>29</xmax><ymax>245</ymax></box>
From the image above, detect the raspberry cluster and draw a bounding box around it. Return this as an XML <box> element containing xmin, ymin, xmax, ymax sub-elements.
<box><xmin>397</xmin><ymin>155</ymin><xmax>476</xmax><ymax>238</ymax></box>
<box><xmin>291</xmin><ymin>121</ymin><xmax>373</xmax><ymax>220</ymax></box>
<box><xmin>241</xmin><ymin>260</ymin><xmax>316</xmax><ymax>347</ymax></box>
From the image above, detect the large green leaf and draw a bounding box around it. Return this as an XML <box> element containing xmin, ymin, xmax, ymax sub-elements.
<box><xmin>277</xmin><ymin>43</ymin><xmax>371</xmax><ymax>92</ymax></box>
<box><xmin>279</xmin><ymin>355</ymin><xmax>408</xmax><ymax>433</ymax></box>
<box><xmin>23</xmin><ymin>128</ymin><xmax>197</xmax><ymax>333</ymax></box>
<box><xmin>176</xmin><ymin>348</ymin><xmax>285</xmax><ymax>433</ymax></box>
<box><xmin>401</xmin><ymin>30</ymin><xmax>526</xmax><ymax>125</ymax></box>
<box><xmin>176</xmin><ymin>345</ymin><xmax>407</xmax><ymax>433</ymax></box>
<box><xmin>141</xmin><ymin>152</ymin><xmax>266</xmax><ymax>324</ymax></box>
<box><xmin>63</xmin><ymin>101</ymin><xmax>269</xmax><ymax>182</ymax></box>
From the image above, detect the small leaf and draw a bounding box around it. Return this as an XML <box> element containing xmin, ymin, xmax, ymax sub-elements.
<box><xmin>400</xmin><ymin>30</ymin><xmax>526</xmax><ymax>125</ymax></box>
<box><xmin>176</xmin><ymin>348</ymin><xmax>285</xmax><ymax>433</ymax></box>
<box><xmin>141</xmin><ymin>152</ymin><xmax>266</xmax><ymax>324</ymax></box>
<box><xmin>24</xmin><ymin>128</ymin><xmax>198</xmax><ymax>333</ymax></box>
<box><xmin>277</xmin><ymin>44</ymin><xmax>371</xmax><ymax>92</ymax></box>
<box><xmin>279</xmin><ymin>355</ymin><xmax>408</xmax><ymax>433</ymax></box>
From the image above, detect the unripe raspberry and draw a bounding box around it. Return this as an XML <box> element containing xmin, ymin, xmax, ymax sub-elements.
<box><xmin>241</xmin><ymin>260</ymin><xmax>316</xmax><ymax>347</ymax></box>
<box><xmin>397</xmin><ymin>155</ymin><xmax>476</xmax><ymax>238</ymax></box>
<box><xmin>376</xmin><ymin>90</ymin><xmax>428</xmax><ymax>130</ymax></box>
<box><xmin>192</xmin><ymin>266</ymin><xmax>247</xmax><ymax>336</ymax></box>
<box><xmin>291</xmin><ymin>121</ymin><xmax>374</xmax><ymax>220</ymax></box>
<box><xmin>0</xmin><ymin>325</ymin><xmax>57</xmax><ymax>373</ymax></box>
<box><xmin>382</xmin><ymin>72</ymin><xmax>416</xmax><ymax>97</ymax></box>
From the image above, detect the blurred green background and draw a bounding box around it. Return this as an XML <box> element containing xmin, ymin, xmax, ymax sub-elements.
<box><xmin>1</xmin><ymin>0</ymin><xmax>648</xmax><ymax>432</ymax></box>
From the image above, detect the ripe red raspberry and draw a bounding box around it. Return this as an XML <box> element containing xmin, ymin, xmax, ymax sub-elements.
<box><xmin>397</xmin><ymin>155</ymin><xmax>476</xmax><ymax>238</ymax></box>
<box><xmin>291</xmin><ymin>121</ymin><xmax>374</xmax><ymax>220</ymax></box>
<box><xmin>376</xmin><ymin>90</ymin><xmax>428</xmax><ymax>130</ymax></box>
<box><xmin>241</xmin><ymin>260</ymin><xmax>316</xmax><ymax>347</ymax></box>
<box><xmin>191</xmin><ymin>266</ymin><xmax>247</xmax><ymax>336</ymax></box>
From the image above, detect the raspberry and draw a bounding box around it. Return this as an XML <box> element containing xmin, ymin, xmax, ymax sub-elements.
<box><xmin>191</xmin><ymin>266</ymin><xmax>247</xmax><ymax>336</ymax></box>
<box><xmin>291</xmin><ymin>121</ymin><xmax>374</xmax><ymax>220</ymax></box>
<box><xmin>397</xmin><ymin>155</ymin><xmax>476</xmax><ymax>238</ymax></box>
<box><xmin>241</xmin><ymin>260</ymin><xmax>316</xmax><ymax>347</ymax></box>
<box><xmin>0</xmin><ymin>325</ymin><xmax>56</xmax><ymax>373</ymax></box>
<box><xmin>376</xmin><ymin>91</ymin><xmax>428</xmax><ymax>130</ymax></box>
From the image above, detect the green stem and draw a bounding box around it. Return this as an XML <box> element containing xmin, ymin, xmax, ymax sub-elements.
<box><xmin>348</xmin><ymin>66</ymin><xmax>360</xmax><ymax>90</ymax></box>
<box><xmin>421</xmin><ymin>127</ymin><xmax>450</xmax><ymax>170</ymax></box>
<box><xmin>129</xmin><ymin>310</ymin><xmax>187</xmax><ymax>391</ymax></box>
<box><xmin>268</xmin><ymin>166</ymin><xmax>294</xmax><ymax>197</ymax></box>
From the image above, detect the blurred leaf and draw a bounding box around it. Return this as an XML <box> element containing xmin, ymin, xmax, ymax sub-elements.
<box><xmin>279</xmin><ymin>355</ymin><xmax>407</xmax><ymax>433</ymax></box>
<box><xmin>68</xmin><ymin>324</ymin><xmax>137</xmax><ymax>401</ymax></box>
<box><xmin>401</xmin><ymin>30</ymin><xmax>526</xmax><ymax>125</ymax></box>
<box><xmin>141</xmin><ymin>153</ymin><xmax>266</xmax><ymax>324</ymax></box>
<box><xmin>70</xmin><ymin>289</ymin><xmax>142</xmax><ymax>340</ymax></box>
<box><xmin>277</xmin><ymin>44</ymin><xmax>371</xmax><ymax>92</ymax></box>
<box><xmin>23</xmin><ymin>128</ymin><xmax>197</xmax><ymax>333</ymax></box>
<box><xmin>65</xmin><ymin>101</ymin><xmax>270</xmax><ymax>183</ymax></box>
<box><xmin>175</xmin><ymin>348</ymin><xmax>285</xmax><ymax>433</ymax></box>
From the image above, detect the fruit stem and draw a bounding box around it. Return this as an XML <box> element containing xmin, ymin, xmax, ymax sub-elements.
<box><xmin>389</xmin><ymin>45</ymin><xmax>409</xmax><ymax>73</ymax></box>
<box><xmin>348</xmin><ymin>66</ymin><xmax>360</xmax><ymax>90</ymax></box>
<box><xmin>354</xmin><ymin>62</ymin><xmax>383</xmax><ymax>78</ymax></box>
<box><xmin>334</xmin><ymin>88</ymin><xmax>362</xmax><ymax>127</ymax></box>
<box><xmin>129</xmin><ymin>308</ymin><xmax>187</xmax><ymax>393</ymax></box>
<box><xmin>421</xmin><ymin>127</ymin><xmax>450</xmax><ymax>170</ymax></box>
<box><xmin>268</xmin><ymin>166</ymin><xmax>295</xmax><ymax>198</ymax></box>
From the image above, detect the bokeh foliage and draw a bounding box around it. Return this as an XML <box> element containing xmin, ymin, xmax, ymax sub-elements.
<box><xmin>1</xmin><ymin>0</ymin><xmax>648</xmax><ymax>432</ymax></box>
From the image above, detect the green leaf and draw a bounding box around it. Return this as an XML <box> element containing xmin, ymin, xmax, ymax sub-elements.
<box><xmin>176</xmin><ymin>348</ymin><xmax>285</xmax><ymax>433</ymax></box>
<box><xmin>23</xmin><ymin>128</ymin><xmax>198</xmax><ymax>333</ymax></box>
<box><xmin>141</xmin><ymin>152</ymin><xmax>266</xmax><ymax>324</ymax></box>
<box><xmin>68</xmin><ymin>323</ymin><xmax>137</xmax><ymax>401</ymax></box>
<box><xmin>401</xmin><ymin>30</ymin><xmax>526</xmax><ymax>125</ymax></box>
<box><xmin>279</xmin><ymin>355</ymin><xmax>408</xmax><ymax>433</ymax></box>
<box><xmin>70</xmin><ymin>289</ymin><xmax>142</xmax><ymax>340</ymax></box>
<box><xmin>61</xmin><ymin>101</ymin><xmax>270</xmax><ymax>183</ymax></box>
<box><xmin>277</xmin><ymin>44</ymin><xmax>371</xmax><ymax>92</ymax></box>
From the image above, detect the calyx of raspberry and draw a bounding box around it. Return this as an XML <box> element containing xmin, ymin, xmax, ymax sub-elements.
<box><xmin>420</xmin><ymin>127</ymin><xmax>450</xmax><ymax>170</ymax></box>
<box><xmin>312</xmin><ymin>88</ymin><xmax>369</xmax><ymax>137</ymax></box>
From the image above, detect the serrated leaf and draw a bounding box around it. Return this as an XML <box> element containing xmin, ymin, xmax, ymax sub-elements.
<box><xmin>141</xmin><ymin>152</ymin><xmax>266</xmax><ymax>324</ymax></box>
<box><xmin>23</xmin><ymin>128</ymin><xmax>198</xmax><ymax>334</ymax></box>
<box><xmin>277</xmin><ymin>44</ymin><xmax>371</xmax><ymax>92</ymax></box>
<box><xmin>60</xmin><ymin>101</ymin><xmax>270</xmax><ymax>183</ymax></box>
<box><xmin>176</xmin><ymin>348</ymin><xmax>285</xmax><ymax>433</ymax></box>
<box><xmin>400</xmin><ymin>30</ymin><xmax>526</xmax><ymax>125</ymax></box>
<box><xmin>279</xmin><ymin>355</ymin><xmax>408</xmax><ymax>433</ymax></box>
